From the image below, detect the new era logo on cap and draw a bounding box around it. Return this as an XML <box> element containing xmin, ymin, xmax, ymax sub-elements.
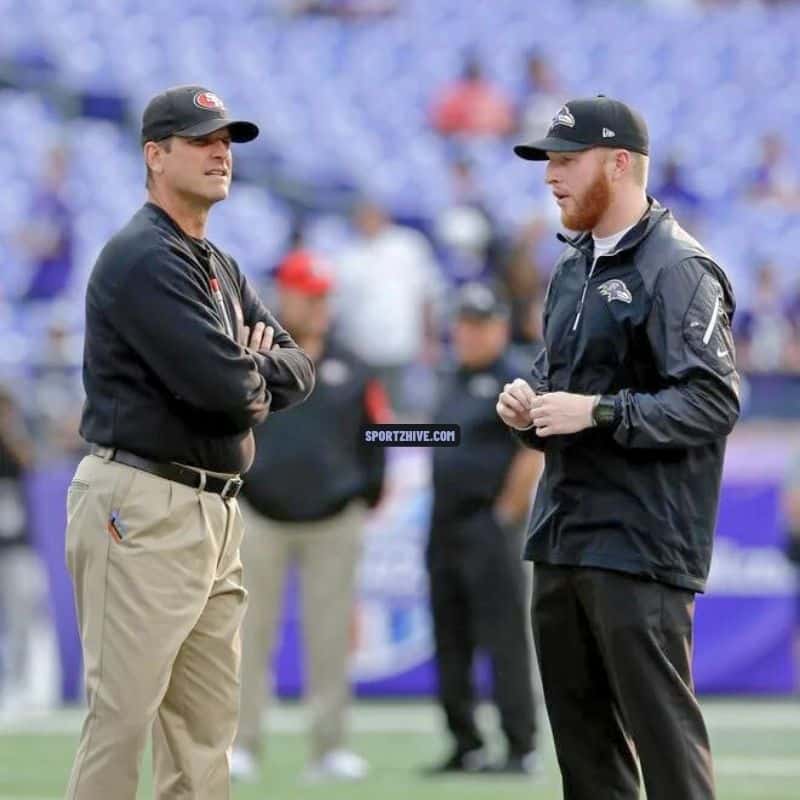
<box><xmin>513</xmin><ymin>95</ymin><xmax>649</xmax><ymax>162</ymax></box>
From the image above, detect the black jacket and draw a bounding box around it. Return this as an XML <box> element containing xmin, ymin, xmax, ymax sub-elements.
<box><xmin>0</xmin><ymin>438</ymin><xmax>29</xmax><ymax>549</ymax></box>
<box><xmin>80</xmin><ymin>203</ymin><xmax>314</xmax><ymax>473</ymax></box>
<box><xmin>242</xmin><ymin>340</ymin><xmax>387</xmax><ymax>521</ymax></box>
<box><xmin>431</xmin><ymin>352</ymin><xmax>528</xmax><ymax>528</ymax></box>
<box><xmin>516</xmin><ymin>200</ymin><xmax>740</xmax><ymax>592</ymax></box>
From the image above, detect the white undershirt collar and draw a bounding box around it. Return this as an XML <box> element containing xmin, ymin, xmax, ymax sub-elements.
<box><xmin>592</xmin><ymin>221</ymin><xmax>636</xmax><ymax>260</ymax></box>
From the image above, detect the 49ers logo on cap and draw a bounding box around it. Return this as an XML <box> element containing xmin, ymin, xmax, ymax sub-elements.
<box><xmin>193</xmin><ymin>91</ymin><xmax>225</xmax><ymax>111</ymax></box>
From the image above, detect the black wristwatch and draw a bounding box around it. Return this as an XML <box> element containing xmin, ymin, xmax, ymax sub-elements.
<box><xmin>592</xmin><ymin>394</ymin><xmax>619</xmax><ymax>428</ymax></box>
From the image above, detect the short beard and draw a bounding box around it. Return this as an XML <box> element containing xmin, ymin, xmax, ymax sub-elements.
<box><xmin>560</xmin><ymin>167</ymin><xmax>612</xmax><ymax>232</ymax></box>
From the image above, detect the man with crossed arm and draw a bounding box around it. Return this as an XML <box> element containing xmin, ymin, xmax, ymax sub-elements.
<box><xmin>66</xmin><ymin>85</ymin><xmax>314</xmax><ymax>800</ymax></box>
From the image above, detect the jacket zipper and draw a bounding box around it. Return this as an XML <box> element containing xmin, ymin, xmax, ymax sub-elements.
<box><xmin>702</xmin><ymin>294</ymin><xmax>721</xmax><ymax>345</ymax></box>
<box><xmin>562</xmin><ymin>205</ymin><xmax>656</xmax><ymax>333</ymax></box>
<box><xmin>572</xmin><ymin>258</ymin><xmax>598</xmax><ymax>331</ymax></box>
<box><xmin>200</xmin><ymin>244</ymin><xmax>235</xmax><ymax>339</ymax></box>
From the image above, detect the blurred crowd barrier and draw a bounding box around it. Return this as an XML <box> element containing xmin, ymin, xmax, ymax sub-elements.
<box><xmin>8</xmin><ymin>425</ymin><xmax>799</xmax><ymax>707</ymax></box>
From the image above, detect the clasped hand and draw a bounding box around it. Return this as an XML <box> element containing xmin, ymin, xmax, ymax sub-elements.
<box><xmin>496</xmin><ymin>379</ymin><xmax>596</xmax><ymax>437</ymax></box>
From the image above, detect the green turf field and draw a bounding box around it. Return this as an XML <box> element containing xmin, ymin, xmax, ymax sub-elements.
<box><xmin>1</xmin><ymin>700</ymin><xmax>798</xmax><ymax>799</ymax></box>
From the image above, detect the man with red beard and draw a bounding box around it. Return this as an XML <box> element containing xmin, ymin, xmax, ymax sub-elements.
<box><xmin>496</xmin><ymin>96</ymin><xmax>740</xmax><ymax>800</ymax></box>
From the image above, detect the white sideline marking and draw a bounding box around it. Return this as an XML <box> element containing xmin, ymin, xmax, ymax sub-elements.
<box><xmin>715</xmin><ymin>757</ymin><xmax>800</xmax><ymax>777</ymax></box>
<box><xmin>2</xmin><ymin>701</ymin><xmax>800</xmax><ymax>735</ymax></box>
<box><xmin>0</xmin><ymin>796</ymin><xmax>61</xmax><ymax>799</ymax></box>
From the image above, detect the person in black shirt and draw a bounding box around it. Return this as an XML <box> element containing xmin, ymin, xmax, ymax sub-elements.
<box><xmin>232</xmin><ymin>251</ymin><xmax>387</xmax><ymax>783</ymax></box>
<box><xmin>0</xmin><ymin>387</ymin><xmax>45</xmax><ymax>711</ymax></box>
<box><xmin>425</xmin><ymin>283</ymin><xmax>542</xmax><ymax>776</ymax></box>
<box><xmin>65</xmin><ymin>86</ymin><xmax>314</xmax><ymax>800</ymax></box>
<box><xmin>500</xmin><ymin>96</ymin><xmax>739</xmax><ymax>800</ymax></box>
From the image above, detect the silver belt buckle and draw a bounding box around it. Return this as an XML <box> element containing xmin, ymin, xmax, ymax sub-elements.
<box><xmin>220</xmin><ymin>477</ymin><xmax>243</xmax><ymax>500</ymax></box>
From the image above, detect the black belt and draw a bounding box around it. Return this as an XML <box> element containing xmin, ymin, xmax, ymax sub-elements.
<box><xmin>90</xmin><ymin>445</ymin><xmax>243</xmax><ymax>500</ymax></box>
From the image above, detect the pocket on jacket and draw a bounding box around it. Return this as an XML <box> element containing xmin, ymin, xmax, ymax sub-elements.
<box><xmin>683</xmin><ymin>273</ymin><xmax>736</xmax><ymax>377</ymax></box>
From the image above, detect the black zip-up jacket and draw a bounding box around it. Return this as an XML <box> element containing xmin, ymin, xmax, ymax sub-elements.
<box><xmin>515</xmin><ymin>200</ymin><xmax>740</xmax><ymax>592</ymax></box>
<box><xmin>431</xmin><ymin>352</ymin><xmax>528</xmax><ymax>528</ymax></box>
<box><xmin>242</xmin><ymin>339</ymin><xmax>387</xmax><ymax>522</ymax></box>
<box><xmin>80</xmin><ymin>202</ymin><xmax>315</xmax><ymax>474</ymax></box>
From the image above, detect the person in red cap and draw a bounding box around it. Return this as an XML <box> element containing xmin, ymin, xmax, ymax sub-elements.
<box><xmin>232</xmin><ymin>250</ymin><xmax>390</xmax><ymax>784</ymax></box>
<box><xmin>276</xmin><ymin>250</ymin><xmax>335</xmax><ymax>295</ymax></box>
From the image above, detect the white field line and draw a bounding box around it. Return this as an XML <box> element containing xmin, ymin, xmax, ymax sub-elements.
<box><xmin>715</xmin><ymin>757</ymin><xmax>800</xmax><ymax>777</ymax></box>
<box><xmin>2</xmin><ymin>702</ymin><xmax>800</xmax><ymax>736</ymax></box>
<box><xmin>0</xmin><ymin>796</ymin><xmax>61</xmax><ymax>800</ymax></box>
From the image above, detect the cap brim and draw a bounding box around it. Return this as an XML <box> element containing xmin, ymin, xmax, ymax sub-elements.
<box><xmin>175</xmin><ymin>118</ymin><xmax>259</xmax><ymax>143</ymax></box>
<box><xmin>300</xmin><ymin>278</ymin><xmax>333</xmax><ymax>295</ymax></box>
<box><xmin>278</xmin><ymin>277</ymin><xmax>333</xmax><ymax>296</ymax></box>
<box><xmin>456</xmin><ymin>306</ymin><xmax>509</xmax><ymax>320</ymax></box>
<box><xmin>513</xmin><ymin>137</ymin><xmax>592</xmax><ymax>161</ymax></box>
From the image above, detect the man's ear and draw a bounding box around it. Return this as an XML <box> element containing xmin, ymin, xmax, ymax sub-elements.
<box><xmin>611</xmin><ymin>149</ymin><xmax>631</xmax><ymax>183</ymax></box>
<box><xmin>144</xmin><ymin>141</ymin><xmax>165</xmax><ymax>176</ymax></box>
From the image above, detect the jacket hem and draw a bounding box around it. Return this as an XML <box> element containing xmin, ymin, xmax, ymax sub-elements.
<box><xmin>524</xmin><ymin>549</ymin><xmax>706</xmax><ymax>593</ymax></box>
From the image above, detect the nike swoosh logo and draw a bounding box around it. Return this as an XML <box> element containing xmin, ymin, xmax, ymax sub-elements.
<box><xmin>717</xmin><ymin>348</ymin><xmax>728</xmax><ymax>358</ymax></box>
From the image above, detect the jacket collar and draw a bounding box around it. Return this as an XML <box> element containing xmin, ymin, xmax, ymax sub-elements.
<box><xmin>556</xmin><ymin>197</ymin><xmax>670</xmax><ymax>261</ymax></box>
<box><xmin>143</xmin><ymin>202</ymin><xmax>209</xmax><ymax>248</ymax></box>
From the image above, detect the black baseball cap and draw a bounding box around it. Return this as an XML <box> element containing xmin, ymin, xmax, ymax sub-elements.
<box><xmin>140</xmin><ymin>85</ymin><xmax>259</xmax><ymax>146</ymax></box>
<box><xmin>455</xmin><ymin>283</ymin><xmax>510</xmax><ymax>320</ymax></box>
<box><xmin>514</xmin><ymin>95</ymin><xmax>648</xmax><ymax>161</ymax></box>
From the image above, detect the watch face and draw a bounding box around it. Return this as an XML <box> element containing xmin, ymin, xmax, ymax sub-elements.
<box><xmin>594</xmin><ymin>399</ymin><xmax>615</xmax><ymax>427</ymax></box>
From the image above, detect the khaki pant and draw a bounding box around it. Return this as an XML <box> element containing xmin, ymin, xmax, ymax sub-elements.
<box><xmin>235</xmin><ymin>498</ymin><xmax>365</xmax><ymax>762</ymax></box>
<box><xmin>64</xmin><ymin>454</ymin><xmax>247</xmax><ymax>800</ymax></box>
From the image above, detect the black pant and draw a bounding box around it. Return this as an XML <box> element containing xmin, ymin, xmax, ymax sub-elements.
<box><xmin>532</xmin><ymin>564</ymin><xmax>715</xmax><ymax>800</ymax></box>
<box><xmin>427</xmin><ymin>510</ymin><xmax>537</xmax><ymax>756</ymax></box>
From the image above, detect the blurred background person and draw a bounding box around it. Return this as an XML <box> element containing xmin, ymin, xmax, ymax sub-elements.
<box><xmin>430</xmin><ymin>53</ymin><xmax>515</xmax><ymax>139</ymax></box>
<box><xmin>734</xmin><ymin>261</ymin><xmax>799</xmax><ymax>374</ymax></box>
<box><xmin>28</xmin><ymin>319</ymin><xmax>86</xmax><ymax>463</ymax></box>
<box><xmin>286</xmin><ymin>0</ymin><xmax>398</xmax><ymax>18</ymax></box>
<box><xmin>651</xmin><ymin>154</ymin><xmax>704</xmax><ymax>234</ymax></box>
<box><xmin>445</xmin><ymin>156</ymin><xmax>486</xmax><ymax>209</ymax></box>
<box><xmin>0</xmin><ymin>387</ymin><xmax>48</xmax><ymax>711</ymax></box>
<box><xmin>502</xmin><ymin>215</ymin><xmax>552</xmax><ymax>355</ymax></box>
<box><xmin>785</xmin><ymin>277</ymin><xmax>800</xmax><ymax>373</ymax></box>
<box><xmin>424</xmin><ymin>283</ymin><xmax>541</xmax><ymax>776</ymax></box>
<box><xmin>16</xmin><ymin>147</ymin><xmax>75</xmax><ymax>305</ymax></box>
<box><xmin>434</xmin><ymin>157</ymin><xmax>510</xmax><ymax>290</ymax></box>
<box><xmin>435</xmin><ymin>205</ymin><xmax>496</xmax><ymax>288</ymax></box>
<box><xmin>783</xmin><ymin>451</ymin><xmax>800</xmax><ymax>693</ymax></box>
<box><xmin>515</xmin><ymin>49</ymin><xmax>565</xmax><ymax>142</ymax></box>
<box><xmin>333</xmin><ymin>199</ymin><xmax>443</xmax><ymax>418</ymax></box>
<box><xmin>232</xmin><ymin>251</ymin><xmax>389</xmax><ymax>784</ymax></box>
<box><xmin>746</xmin><ymin>132</ymin><xmax>800</xmax><ymax>208</ymax></box>
<box><xmin>745</xmin><ymin>132</ymin><xmax>800</xmax><ymax>208</ymax></box>
<box><xmin>263</xmin><ymin>218</ymin><xmax>309</xmax><ymax>284</ymax></box>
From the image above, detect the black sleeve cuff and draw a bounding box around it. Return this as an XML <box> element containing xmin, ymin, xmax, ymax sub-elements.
<box><xmin>511</xmin><ymin>424</ymin><xmax>547</xmax><ymax>451</ymax></box>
